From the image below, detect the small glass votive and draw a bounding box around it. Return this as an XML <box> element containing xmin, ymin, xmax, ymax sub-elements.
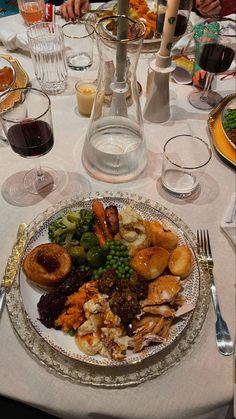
<box><xmin>63</xmin><ymin>21</ymin><xmax>94</xmax><ymax>71</ymax></box>
<box><xmin>161</xmin><ymin>134</ymin><xmax>212</xmax><ymax>198</ymax></box>
<box><xmin>75</xmin><ymin>80</ymin><xmax>97</xmax><ymax>116</ymax></box>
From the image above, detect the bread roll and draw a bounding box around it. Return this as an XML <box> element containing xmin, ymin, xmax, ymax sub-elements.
<box><xmin>168</xmin><ymin>245</ymin><xmax>193</xmax><ymax>278</ymax></box>
<box><xmin>22</xmin><ymin>243</ymin><xmax>72</xmax><ymax>289</ymax></box>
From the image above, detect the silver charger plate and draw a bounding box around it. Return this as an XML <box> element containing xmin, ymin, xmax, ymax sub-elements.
<box><xmin>7</xmin><ymin>192</ymin><xmax>210</xmax><ymax>387</ymax></box>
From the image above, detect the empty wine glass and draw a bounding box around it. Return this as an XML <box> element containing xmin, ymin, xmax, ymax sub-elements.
<box><xmin>0</xmin><ymin>87</ymin><xmax>58</xmax><ymax>194</ymax></box>
<box><xmin>188</xmin><ymin>22</ymin><xmax>235</xmax><ymax>110</ymax></box>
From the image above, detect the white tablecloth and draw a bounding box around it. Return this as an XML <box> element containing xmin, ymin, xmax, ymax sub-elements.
<box><xmin>0</xmin><ymin>10</ymin><xmax>235</xmax><ymax>419</ymax></box>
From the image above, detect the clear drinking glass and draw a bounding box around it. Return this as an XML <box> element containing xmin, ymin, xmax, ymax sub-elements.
<box><xmin>161</xmin><ymin>134</ymin><xmax>212</xmax><ymax>198</ymax></box>
<box><xmin>27</xmin><ymin>22</ymin><xmax>68</xmax><ymax>95</ymax></box>
<box><xmin>0</xmin><ymin>87</ymin><xmax>58</xmax><ymax>195</ymax></box>
<box><xmin>188</xmin><ymin>22</ymin><xmax>235</xmax><ymax>110</ymax></box>
<box><xmin>82</xmin><ymin>15</ymin><xmax>147</xmax><ymax>183</ymax></box>
<box><xmin>62</xmin><ymin>21</ymin><xmax>94</xmax><ymax>71</ymax></box>
<box><xmin>17</xmin><ymin>0</ymin><xmax>45</xmax><ymax>26</ymax></box>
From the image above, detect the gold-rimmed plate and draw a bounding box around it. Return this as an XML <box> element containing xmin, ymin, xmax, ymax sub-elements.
<box><xmin>221</xmin><ymin>96</ymin><xmax>236</xmax><ymax>150</ymax></box>
<box><xmin>6</xmin><ymin>192</ymin><xmax>210</xmax><ymax>386</ymax></box>
<box><xmin>0</xmin><ymin>53</ymin><xmax>29</xmax><ymax>112</ymax></box>
<box><xmin>208</xmin><ymin>94</ymin><xmax>236</xmax><ymax>167</ymax></box>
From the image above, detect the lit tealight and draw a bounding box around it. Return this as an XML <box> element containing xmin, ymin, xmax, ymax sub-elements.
<box><xmin>75</xmin><ymin>81</ymin><xmax>97</xmax><ymax>116</ymax></box>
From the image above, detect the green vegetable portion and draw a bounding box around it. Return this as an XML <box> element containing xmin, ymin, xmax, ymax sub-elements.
<box><xmin>48</xmin><ymin>209</ymin><xmax>95</xmax><ymax>247</ymax></box>
<box><xmin>80</xmin><ymin>232</ymin><xmax>99</xmax><ymax>250</ymax></box>
<box><xmin>92</xmin><ymin>239</ymin><xmax>133</xmax><ymax>280</ymax></box>
<box><xmin>223</xmin><ymin>109</ymin><xmax>236</xmax><ymax>132</ymax></box>
<box><xmin>67</xmin><ymin>245</ymin><xmax>87</xmax><ymax>266</ymax></box>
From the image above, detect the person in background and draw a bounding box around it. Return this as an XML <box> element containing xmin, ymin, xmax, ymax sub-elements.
<box><xmin>60</xmin><ymin>0</ymin><xmax>236</xmax><ymax>21</ymax></box>
<box><xmin>60</xmin><ymin>0</ymin><xmax>90</xmax><ymax>21</ymax></box>
<box><xmin>193</xmin><ymin>0</ymin><xmax>236</xmax><ymax>17</ymax></box>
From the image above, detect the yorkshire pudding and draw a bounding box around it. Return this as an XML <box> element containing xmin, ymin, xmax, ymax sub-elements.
<box><xmin>22</xmin><ymin>243</ymin><xmax>72</xmax><ymax>289</ymax></box>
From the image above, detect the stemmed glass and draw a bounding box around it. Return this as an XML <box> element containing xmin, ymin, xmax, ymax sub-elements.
<box><xmin>188</xmin><ymin>22</ymin><xmax>235</xmax><ymax>111</ymax></box>
<box><xmin>0</xmin><ymin>87</ymin><xmax>58</xmax><ymax>194</ymax></box>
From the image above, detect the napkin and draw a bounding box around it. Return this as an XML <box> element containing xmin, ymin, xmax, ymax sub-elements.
<box><xmin>220</xmin><ymin>192</ymin><xmax>236</xmax><ymax>246</ymax></box>
<box><xmin>0</xmin><ymin>29</ymin><xmax>28</xmax><ymax>51</ymax></box>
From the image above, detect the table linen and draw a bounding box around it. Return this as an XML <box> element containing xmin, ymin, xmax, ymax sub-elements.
<box><xmin>0</xmin><ymin>8</ymin><xmax>235</xmax><ymax>419</ymax></box>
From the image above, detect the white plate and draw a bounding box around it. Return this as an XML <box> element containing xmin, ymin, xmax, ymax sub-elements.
<box><xmin>19</xmin><ymin>193</ymin><xmax>200</xmax><ymax>367</ymax></box>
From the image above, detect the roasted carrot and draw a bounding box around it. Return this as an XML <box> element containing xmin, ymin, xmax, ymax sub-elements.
<box><xmin>92</xmin><ymin>199</ymin><xmax>113</xmax><ymax>240</ymax></box>
<box><xmin>94</xmin><ymin>223</ymin><xmax>106</xmax><ymax>247</ymax></box>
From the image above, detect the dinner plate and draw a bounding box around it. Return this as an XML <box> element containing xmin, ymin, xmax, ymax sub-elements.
<box><xmin>97</xmin><ymin>0</ymin><xmax>192</xmax><ymax>53</ymax></box>
<box><xmin>0</xmin><ymin>53</ymin><xmax>29</xmax><ymax>112</ymax></box>
<box><xmin>6</xmin><ymin>192</ymin><xmax>210</xmax><ymax>388</ymax></box>
<box><xmin>221</xmin><ymin>97</ymin><xmax>236</xmax><ymax>150</ymax></box>
<box><xmin>18</xmin><ymin>193</ymin><xmax>200</xmax><ymax>367</ymax></box>
<box><xmin>208</xmin><ymin>93</ymin><xmax>236</xmax><ymax>167</ymax></box>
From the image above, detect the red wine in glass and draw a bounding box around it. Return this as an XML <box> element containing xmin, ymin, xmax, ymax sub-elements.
<box><xmin>7</xmin><ymin>120</ymin><xmax>54</xmax><ymax>158</ymax></box>
<box><xmin>199</xmin><ymin>43</ymin><xmax>234</xmax><ymax>74</ymax></box>
<box><xmin>188</xmin><ymin>22</ymin><xmax>236</xmax><ymax>111</ymax></box>
<box><xmin>0</xmin><ymin>87</ymin><xmax>58</xmax><ymax>195</ymax></box>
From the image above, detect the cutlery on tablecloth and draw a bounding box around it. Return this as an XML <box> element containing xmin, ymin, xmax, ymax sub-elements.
<box><xmin>197</xmin><ymin>229</ymin><xmax>234</xmax><ymax>356</ymax></box>
<box><xmin>0</xmin><ymin>223</ymin><xmax>28</xmax><ymax>318</ymax></box>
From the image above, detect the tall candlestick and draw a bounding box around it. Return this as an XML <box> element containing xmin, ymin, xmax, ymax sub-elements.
<box><xmin>159</xmin><ymin>0</ymin><xmax>180</xmax><ymax>57</ymax></box>
<box><xmin>116</xmin><ymin>0</ymin><xmax>129</xmax><ymax>82</ymax></box>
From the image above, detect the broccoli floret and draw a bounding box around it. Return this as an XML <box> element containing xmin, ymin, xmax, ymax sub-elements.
<box><xmin>48</xmin><ymin>209</ymin><xmax>95</xmax><ymax>247</ymax></box>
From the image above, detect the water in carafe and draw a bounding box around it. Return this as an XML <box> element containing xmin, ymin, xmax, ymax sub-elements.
<box><xmin>82</xmin><ymin>16</ymin><xmax>147</xmax><ymax>183</ymax></box>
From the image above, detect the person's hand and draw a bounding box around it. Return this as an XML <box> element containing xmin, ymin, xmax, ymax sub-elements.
<box><xmin>195</xmin><ymin>0</ymin><xmax>221</xmax><ymax>17</ymax></box>
<box><xmin>60</xmin><ymin>0</ymin><xmax>90</xmax><ymax>21</ymax></box>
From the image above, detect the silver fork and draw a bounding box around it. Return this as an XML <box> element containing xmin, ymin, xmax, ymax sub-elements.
<box><xmin>197</xmin><ymin>229</ymin><xmax>234</xmax><ymax>356</ymax></box>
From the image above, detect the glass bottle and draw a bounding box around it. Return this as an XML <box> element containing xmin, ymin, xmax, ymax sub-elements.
<box><xmin>82</xmin><ymin>15</ymin><xmax>147</xmax><ymax>183</ymax></box>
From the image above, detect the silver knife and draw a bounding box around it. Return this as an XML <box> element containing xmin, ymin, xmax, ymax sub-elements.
<box><xmin>0</xmin><ymin>224</ymin><xmax>28</xmax><ymax>318</ymax></box>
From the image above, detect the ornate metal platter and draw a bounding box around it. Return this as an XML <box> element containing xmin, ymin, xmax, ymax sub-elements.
<box><xmin>6</xmin><ymin>192</ymin><xmax>210</xmax><ymax>387</ymax></box>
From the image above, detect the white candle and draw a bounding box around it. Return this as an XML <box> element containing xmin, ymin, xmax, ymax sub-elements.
<box><xmin>159</xmin><ymin>0</ymin><xmax>180</xmax><ymax>57</ymax></box>
<box><xmin>75</xmin><ymin>81</ymin><xmax>97</xmax><ymax>116</ymax></box>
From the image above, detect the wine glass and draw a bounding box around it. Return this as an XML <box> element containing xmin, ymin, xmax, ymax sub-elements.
<box><xmin>188</xmin><ymin>22</ymin><xmax>235</xmax><ymax>111</ymax></box>
<box><xmin>0</xmin><ymin>86</ymin><xmax>58</xmax><ymax>194</ymax></box>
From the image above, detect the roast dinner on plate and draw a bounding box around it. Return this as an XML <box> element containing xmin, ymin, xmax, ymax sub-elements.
<box><xmin>22</xmin><ymin>199</ymin><xmax>196</xmax><ymax>361</ymax></box>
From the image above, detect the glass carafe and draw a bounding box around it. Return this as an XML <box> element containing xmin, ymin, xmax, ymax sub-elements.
<box><xmin>82</xmin><ymin>16</ymin><xmax>147</xmax><ymax>183</ymax></box>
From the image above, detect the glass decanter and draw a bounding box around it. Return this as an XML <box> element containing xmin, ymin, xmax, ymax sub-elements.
<box><xmin>82</xmin><ymin>15</ymin><xmax>147</xmax><ymax>183</ymax></box>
